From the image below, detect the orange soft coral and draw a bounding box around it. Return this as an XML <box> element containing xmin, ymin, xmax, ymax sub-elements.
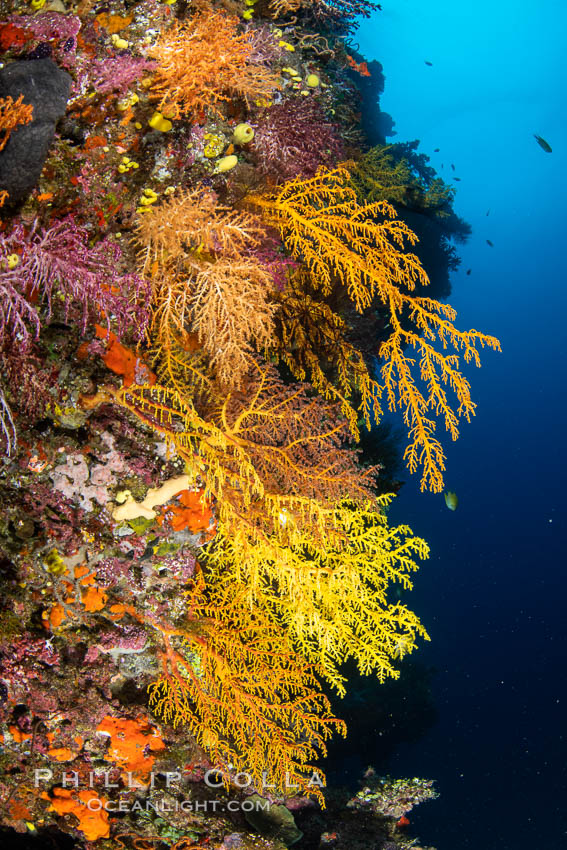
<box><xmin>148</xmin><ymin>11</ymin><xmax>278</xmax><ymax>120</ymax></box>
<box><xmin>0</xmin><ymin>94</ymin><xmax>33</xmax><ymax>152</ymax></box>
<box><xmin>148</xmin><ymin>576</ymin><xmax>344</xmax><ymax>799</ymax></box>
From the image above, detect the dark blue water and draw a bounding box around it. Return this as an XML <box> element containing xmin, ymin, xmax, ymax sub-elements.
<box><xmin>354</xmin><ymin>2</ymin><xmax>567</xmax><ymax>848</ymax></box>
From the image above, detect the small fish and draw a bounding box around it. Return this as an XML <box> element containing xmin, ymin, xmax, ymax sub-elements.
<box><xmin>450</xmin><ymin>163</ymin><xmax>456</xmax><ymax>171</ymax></box>
<box><xmin>454</xmin><ymin>177</ymin><xmax>461</xmax><ymax>181</ymax></box>
<box><xmin>486</xmin><ymin>239</ymin><xmax>494</xmax><ymax>247</ymax></box>
<box><xmin>444</xmin><ymin>491</ymin><xmax>458</xmax><ymax>511</ymax></box>
<box><xmin>434</xmin><ymin>147</ymin><xmax>440</xmax><ymax>152</ymax></box>
<box><xmin>534</xmin><ymin>134</ymin><xmax>552</xmax><ymax>153</ymax></box>
<box><xmin>397</xmin><ymin>815</ymin><xmax>410</xmax><ymax>827</ymax></box>
<box><xmin>425</xmin><ymin>60</ymin><xmax>433</xmax><ymax>66</ymax></box>
<box><xmin>466</xmin><ymin>268</ymin><xmax>472</xmax><ymax>276</ymax></box>
<box><xmin>486</xmin><ymin>209</ymin><xmax>490</xmax><ymax>216</ymax></box>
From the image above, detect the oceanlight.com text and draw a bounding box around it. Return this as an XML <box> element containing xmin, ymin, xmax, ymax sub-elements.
<box><xmin>81</xmin><ymin>799</ymin><xmax>273</xmax><ymax>814</ymax></box>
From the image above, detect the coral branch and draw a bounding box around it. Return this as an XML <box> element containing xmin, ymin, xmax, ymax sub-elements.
<box><xmin>148</xmin><ymin>579</ymin><xmax>344</xmax><ymax>797</ymax></box>
<box><xmin>148</xmin><ymin>12</ymin><xmax>278</xmax><ymax>120</ymax></box>
<box><xmin>137</xmin><ymin>189</ymin><xmax>276</xmax><ymax>387</ymax></box>
<box><xmin>0</xmin><ymin>218</ymin><xmax>151</xmax><ymax>348</ymax></box>
<box><xmin>249</xmin><ymin>166</ymin><xmax>501</xmax><ymax>490</ymax></box>
<box><xmin>0</xmin><ymin>94</ymin><xmax>33</xmax><ymax>152</ymax></box>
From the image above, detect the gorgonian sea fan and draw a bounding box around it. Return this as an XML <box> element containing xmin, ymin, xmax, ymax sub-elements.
<box><xmin>0</xmin><ymin>217</ymin><xmax>151</xmax><ymax>349</ymax></box>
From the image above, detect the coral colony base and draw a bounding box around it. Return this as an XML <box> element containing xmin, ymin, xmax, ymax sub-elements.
<box><xmin>0</xmin><ymin>0</ymin><xmax>499</xmax><ymax>848</ymax></box>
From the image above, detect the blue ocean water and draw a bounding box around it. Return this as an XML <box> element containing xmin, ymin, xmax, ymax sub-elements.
<box><xmin>353</xmin><ymin>2</ymin><xmax>567</xmax><ymax>848</ymax></box>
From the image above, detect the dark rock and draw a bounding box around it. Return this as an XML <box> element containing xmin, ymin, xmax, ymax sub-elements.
<box><xmin>244</xmin><ymin>795</ymin><xmax>303</xmax><ymax>846</ymax></box>
<box><xmin>58</xmin><ymin>116</ymin><xmax>87</xmax><ymax>146</ymax></box>
<box><xmin>0</xmin><ymin>59</ymin><xmax>72</xmax><ymax>205</ymax></box>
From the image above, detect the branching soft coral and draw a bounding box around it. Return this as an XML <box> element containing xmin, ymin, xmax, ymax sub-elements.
<box><xmin>0</xmin><ymin>94</ymin><xmax>33</xmax><ymax>152</ymax></box>
<box><xmin>249</xmin><ymin>166</ymin><xmax>501</xmax><ymax>491</ymax></box>
<box><xmin>0</xmin><ymin>217</ymin><xmax>150</xmax><ymax>349</ymax></box>
<box><xmin>81</xmin><ymin>56</ymin><xmax>156</xmax><ymax>96</ymax></box>
<box><xmin>148</xmin><ymin>11</ymin><xmax>278</xmax><ymax>120</ymax></box>
<box><xmin>0</xmin><ymin>264</ymin><xmax>40</xmax><ymax>351</ymax></box>
<box><xmin>148</xmin><ymin>575</ymin><xmax>344</xmax><ymax>797</ymax></box>
<box><xmin>0</xmin><ymin>388</ymin><xmax>16</xmax><ymax>457</ymax></box>
<box><xmin>350</xmin><ymin>144</ymin><xmax>455</xmax><ymax>218</ymax></box>
<box><xmin>136</xmin><ymin>188</ymin><xmax>267</xmax><ymax>274</ymax></box>
<box><xmin>203</xmin><ymin>498</ymin><xmax>429</xmax><ymax>694</ymax></box>
<box><xmin>249</xmin><ymin>166</ymin><xmax>430</xmax><ymax>310</ymax></box>
<box><xmin>150</xmin><ymin>334</ymin><xmax>213</xmax><ymax>409</ymax></box>
<box><xmin>136</xmin><ymin>189</ymin><xmax>276</xmax><ymax>387</ymax></box>
<box><xmin>270</xmin><ymin>266</ymin><xmax>382</xmax><ymax>436</ymax></box>
<box><xmin>253</xmin><ymin>99</ymin><xmax>344</xmax><ymax>183</ymax></box>
<box><xmin>108</xmin><ymin>363</ymin><xmax>429</xmax><ymax>693</ymax></box>
<box><xmin>186</xmin><ymin>256</ymin><xmax>276</xmax><ymax>384</ymax></box>
<box><xmin>111</xmin><ymin>359</ymin><xmax>375</xmax><ymax>530</ymax></box>
<box><xmin>270</xmin><ymin>0</ymin><xmax>377</xmax><ymax>24</ymax></box>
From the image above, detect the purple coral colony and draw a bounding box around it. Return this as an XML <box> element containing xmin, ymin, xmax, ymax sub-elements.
<box><xmin>0</xmin><ymin>0</ymin><xmax>487</xmax><ymax>847</ymax></box>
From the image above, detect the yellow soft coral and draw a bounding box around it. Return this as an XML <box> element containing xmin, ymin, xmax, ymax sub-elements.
<box><xmin>249</xmin><ymin>166</ymin><xmax>501</xmax><ymax>491</ymax></box>
<box><xmin>108</xmin><ymin>368</ymin><xmax>429</xmax><ymax>695</ymax></box>
<box><xmin>269</xmin><ymin>266</ymin><xmax>383</xmax><ymax>436</ymax></box>
<box><xmin>148</xmin><ymin>576</ymin><xmax>343</xmax><ymax>799</ymax></box>
<box><xmin>204</xmin><ymin>497</ymin><xmax>430</xmax><ymax>694</ymax></box>
<box><xmin>350</xmin><ymin>144</ymin><xmax>455</xmax><ymax>216</ymax></box>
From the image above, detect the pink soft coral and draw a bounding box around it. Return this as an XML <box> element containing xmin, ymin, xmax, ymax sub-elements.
<box><xmin>253</xmin><ymin>99</ymin><xmax>344</xmax><ymax>183</ymax></box>
<box><xmin>0</xmin><ymin>217</ymin><xmax>150</xmax><ymax>350</ymax></box>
